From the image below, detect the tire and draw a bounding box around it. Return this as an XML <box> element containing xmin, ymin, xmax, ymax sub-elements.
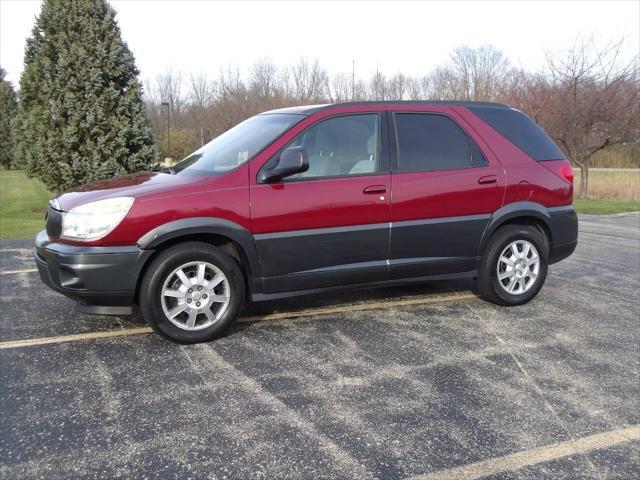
<box><xmin>476</xmin><ymin>225</ymin><xmax>549</xmax><ymax>306</ymax></box>
<box><xmin>139</xmin><ymin>241</ymin><xmax>246</xmax><ymax>343</ymax></box>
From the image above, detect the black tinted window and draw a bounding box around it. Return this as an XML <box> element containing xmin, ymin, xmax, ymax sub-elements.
<box><xmin>394</xmin><ymin>114</ymin><xmax>474</xmax><ymax>172</ymax></box>
<box><xmin>468</xmin><ymin>106</ymin><xmax>565</xmax><ymax>161</ymax></box>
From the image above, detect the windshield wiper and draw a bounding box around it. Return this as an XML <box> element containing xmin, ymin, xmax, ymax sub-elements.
<box><xmin>151</xmin><ymin>165</ymin><xmax>176</xmax><ymax>174</ymax></box>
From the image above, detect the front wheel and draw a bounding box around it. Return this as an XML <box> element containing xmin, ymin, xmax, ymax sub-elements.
<box><xmin>476</xmin><ymin>225</ymin><xmax>549</xmax><ymax>306</ymax></box>
<box><xmin>139</xmin><ymin>241</ymin><xmax>245</xmax><ymax>343</ymax></box>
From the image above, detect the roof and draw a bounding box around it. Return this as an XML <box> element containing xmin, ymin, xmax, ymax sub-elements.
<box><xmin>262</xmin><ymin>100</ymin><xmax>508</xmax><ymax>115</ymax></box>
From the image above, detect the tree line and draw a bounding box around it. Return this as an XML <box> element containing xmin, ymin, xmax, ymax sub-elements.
<box><xmin>1</xmin><ymin>0</ymin><xmax>638</xmax><ymax>199</ymax></box>
<box><xmin>145</xmin><ymin>40</ymin><xmax>638</xmax><ymax>198</ymax></box>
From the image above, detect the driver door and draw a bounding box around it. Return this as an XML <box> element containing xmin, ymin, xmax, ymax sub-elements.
<box><xmin>250</xmin><ymin>112</ymin><xmax>391</xmax><ymax>294</ymax></box>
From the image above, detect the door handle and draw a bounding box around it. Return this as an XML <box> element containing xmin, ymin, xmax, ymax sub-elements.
<box><xmin>478</xmin><ymin>175</ymin><xmax>497</xmax><ymax>185</ymax></box>
<box><xmin>363</xmin><ymin>185</ymin><xmax>387</xmax><ymax>194</ymax></box>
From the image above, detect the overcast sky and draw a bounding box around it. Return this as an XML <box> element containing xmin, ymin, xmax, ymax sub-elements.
<box><xmin>1</xmin><ymin>0</ymin><xmax>639</xmax><ymax>87</ymax></box>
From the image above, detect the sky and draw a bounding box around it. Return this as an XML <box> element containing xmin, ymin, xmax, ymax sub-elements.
<box><xmin>1</xmin><ymin>0</ymin><xmax>639</xmax><ymax>88</ymax></box>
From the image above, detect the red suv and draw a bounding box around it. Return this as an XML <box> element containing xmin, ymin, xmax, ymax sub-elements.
<box><xmin>35</xmin><ymin>101</ymin><xmax>577</xmax><ymax>342</ymax></box>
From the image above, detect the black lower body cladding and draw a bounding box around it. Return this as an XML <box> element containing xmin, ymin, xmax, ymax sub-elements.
<box><xmin>34</xmin><ymin>230</ymin><xmax>153</xmax><ymax>314</ymax></box>
<box><xmin>547</xmin><ymin>206</ymin><xmax>578</xmax><ymax>263</ymax></box>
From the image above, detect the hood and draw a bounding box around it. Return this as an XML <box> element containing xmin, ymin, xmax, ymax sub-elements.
<box><xmin>54</xmin><ymin>171</ymin><xmax>204</xmax><ymax>211</ymax></box>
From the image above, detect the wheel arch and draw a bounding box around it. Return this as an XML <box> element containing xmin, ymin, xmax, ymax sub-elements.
<box><xmin>479</xmin><ymin>201</ymin><xmax>553</xmax><ymax>254</ymax></box>
<box><xmin>134</xmin><ymin>217</ymin><xmax>261</xmax><ymax>302</ymax></box>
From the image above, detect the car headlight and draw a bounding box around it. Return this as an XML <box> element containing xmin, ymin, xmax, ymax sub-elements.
<box><xmin>62</xmin><ymin>197</ymin><xmax>134</xmax><ymax>241</ymax></box>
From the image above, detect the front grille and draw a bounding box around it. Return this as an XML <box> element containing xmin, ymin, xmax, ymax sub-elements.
<box><xmin>46</xmin><ymin>207</ymin><xmax>63</xmax><ymax>238</ymax></box>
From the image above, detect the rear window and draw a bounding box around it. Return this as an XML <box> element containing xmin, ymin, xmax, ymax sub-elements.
<box><xmin>468</xmin><ymin>106</ymin><xmax>565</xmax><ymax>161</ymax></box>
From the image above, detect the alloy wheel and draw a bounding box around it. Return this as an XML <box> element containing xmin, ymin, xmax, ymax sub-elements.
<box><xmin>496</xmin><ymin>240</ymin><xmax>540</xmax><ymax>295</ymax></box>
<box><xmin>160</xmin><ymin>261</ymin><xmax>231</xmax><ymax>331</ymax></box>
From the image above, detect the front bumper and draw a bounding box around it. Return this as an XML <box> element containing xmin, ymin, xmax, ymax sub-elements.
<box><xmin>34</xmin><ymin>230</ymin><xmax>153</xmax><ymax>314</ymax></box>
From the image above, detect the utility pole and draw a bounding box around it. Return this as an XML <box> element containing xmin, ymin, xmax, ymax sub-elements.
<box><xmin>351</xmin><ymin>59</ymin><xmax>355</xmax><ymax>101</ymax></box>
<box><xmin>161</xmin><ymin>102</ymin><xmax>170</xmax><ymax>161</ymax></box>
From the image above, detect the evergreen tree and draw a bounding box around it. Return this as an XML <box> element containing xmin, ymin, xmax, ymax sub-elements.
<box><xmin>13</xmin><ymin>0</ymin><xmax>157</xmax><ymax>192</ymax></box>
<box><xmin>0</xmin><ymin>67</ymin><xmax>17</xmax><ymax>169</ymax></box>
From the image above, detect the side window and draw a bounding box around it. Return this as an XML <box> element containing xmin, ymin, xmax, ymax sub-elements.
<box><xmin>286</xmin><ymin>114</ymin><xmax>380</xmax><ymax>180</ymax></box>
<box><xmin>394</xmin><ymin>113</ymin><xmax>485</xmax><ymax>173</ymax></box>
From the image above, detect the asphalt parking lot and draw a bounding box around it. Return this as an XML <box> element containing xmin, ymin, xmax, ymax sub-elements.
<box><xmin>1</xmin><ymin>213</ymin><xmax>638</xmax><ymax>479</ymax></box>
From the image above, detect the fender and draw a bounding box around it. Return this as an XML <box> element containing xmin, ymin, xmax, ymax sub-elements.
<box><xmin>478</xmin><ymin>201</ymin><xmax>553</xmax><ymax>254</ymax></box>
<box><xmin>137</xmin><ymin>217</ymin><xmax>261</xmax><ymax>276</ymax></box>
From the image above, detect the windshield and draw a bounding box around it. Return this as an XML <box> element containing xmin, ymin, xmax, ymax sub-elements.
<box><xmin>172</xmin><ymin>113</ymin><xmax>303</xmax><ymax>175</ymax></box>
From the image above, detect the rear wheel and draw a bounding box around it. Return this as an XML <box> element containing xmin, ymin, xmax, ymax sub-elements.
<box><xmin>139</xmin><ymin>241</ymin><xmax>245</xmax><ymax>342</ymax></box>
<box><xmin>477</xmin><ymin>225</ymin><xmax>548</xmax><ymax>306</ymax></box>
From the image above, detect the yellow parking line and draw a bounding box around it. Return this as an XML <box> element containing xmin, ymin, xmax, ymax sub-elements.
<box><xmin>0</xmin><ymin>327</ymin><xmax>154</xmax><ymax>349</ymax></box>
<box><xmin>411</xmin><ymin>425</ymin><xmax>640</xmax><ymax>480</ymax></box>
<box><xmin>240</xmin><ymin>292</ymin><xmax>476</xmax><ymax>323</ymax></box>
<box><xmin>0</xmin><ymin>268</ymin><xmax>38</xmax><ymax>275</ymax></box>
<box><xmin>0</xmin><ymin>292</ymin><xmax>476</xmax><ymax>350</ymax></box>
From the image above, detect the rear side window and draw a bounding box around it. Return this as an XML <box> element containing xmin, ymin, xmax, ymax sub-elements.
<box><xmin>394</xmin><ymin>113</ymin><xmax>485</xmax><ymax>173</ymax></box>
<box><xmin>468</xmin><ymin>106</ymin><xmax>565</xmax><ymax>161</ymax></box>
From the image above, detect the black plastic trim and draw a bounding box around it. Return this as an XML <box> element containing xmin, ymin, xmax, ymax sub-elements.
<box><xmin>389</xmin><ymin>214</ymin><xmax>490</xmax><ymax>278</ymax></box>
<box><xmin>254</xmin><ymin>222</ymin><xmax>389</xmax><ymax>241</ymax></box>
<box><xmin>261</xmin><ymin>264</ymin><xmax>389</xmax><ymax>294</ymax></box>
<box><xmin>548</xmin><ymin>207</ymin><xmax>578</xmax><ymax>263</ymax></box>
<box><xmin>76</xmin><ymin>305</ymin><xmax>133</xmax><ymax>316</ymax></box>
<box><xmin>479</xmin><ymin>201</ymin><xmax>551</xmax><ymax>253</ymax></box>
<box><xmin>257</xmin><ymin>214</ymin><xmax>491</xmax><ymax>292</ymax></box>
<box><xmin>137</xmin><ymin>217</ymin><xmax>261</xmax><ymax>276</ymax></box>
<box><xmin>479</xmin><ymin>202</ymin><xmax>578</xmax><ymax>263</ymax></box>
<box><xmin>251</xmin><ymin>270</ymin><xmax>477</xmax><ymax>302</ymax></box>
<box><xmin>298</xmin><ymin>259</ymin><xmax>387</xmax><ymax>274</ymax></box>
<box><xmin>34</xmin><ymin>229</ymin><xmax>151</xmax><ymax>309</ymax></box>
<box><xmin>393</xmin><ymin>214</ymin><xmax>491</xmax><ymax>228</ymax></box>
<box><xmin>547</xmin><ymin>205</ymin><xmax>575</xmax><ymax>213</ymax></box>
<box><xmin>256</xmin><ymin>223</ymin><xmax>389</xmax><ymax>279</ymax></box>
<box><xmin>298</xmin><ymin>101</ymin><xmax>507</xmax><ymax>114</ymax></box>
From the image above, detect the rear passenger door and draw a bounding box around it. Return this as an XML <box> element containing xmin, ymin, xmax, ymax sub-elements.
<box><xmin>389</xmin><ymin>109</ymin><xmax>505</xmax><ymax>279</ymax></box>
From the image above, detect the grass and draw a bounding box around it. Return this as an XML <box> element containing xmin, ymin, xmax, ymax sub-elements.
<box><xmin>0</xmin><ymin>170</ymin><xmax>51</xmax><ymax>241</ymax></box>
<box><xmin>574</xmin><ymin>170</ymin><xmax>640</xmax><ymax>201</ymax></box>
<box><xmin>573</xmin><ymin>199</ymin><xmax>640</xmax><ymax>215</ymax></box>
<box><xmin>590</xmin><ymin>144</ymin><xmax>640</xmax><ymax>168</ymax></box>
<box><xmin>0</xmin><ymin>169</ymin><xmax>638</xmax><ymax>241</ymax></box>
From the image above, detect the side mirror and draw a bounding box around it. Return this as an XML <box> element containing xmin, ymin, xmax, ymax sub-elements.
<box><xmin>260</xmin><ymin>146</ymin><xmax>309</xmax><ymax>183</ymax></box>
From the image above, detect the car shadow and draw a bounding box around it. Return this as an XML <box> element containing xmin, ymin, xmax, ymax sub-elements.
<box><xmin>221</xmin><ymin>278</ymin><xmax>479</xmax><ymax>337</ymax></box>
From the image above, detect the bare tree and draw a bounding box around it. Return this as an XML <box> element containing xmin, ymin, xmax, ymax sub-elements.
<box><xmin>143</xmin><ymin>77</ymin><xmax>163</xmax><ymax>141</ymax></box>
<box><xmin>499</xmin><ymin>70</ymin><xmax>546</xmax><ymax>119</ymax></box>
<box><xmin>369</xmin><ymin>71</ymin><xmax>388</xmax><ymax>100</ymax></box>
<box><xmin>214</xmin><ymin>65</ymin><xmax>250</xmax><ymax>131</ymax></box>
<box><xmin>249</xmin><ymin>59</ymin><xmax>280</xmax><ymax>99</ymax></box>
<box><xmin>289</xmin><ymin>58</ymin><xmax>330</xmax><ymax>102</ymax></box>
<box><xmin>156</xmin><ymin>69</ymin><xmax>184</xmax><ymax>126</ymax></box>
<box><xmin>387</xmin><ymin>73</ymin><xmax>410</xmax><ymax>100</ymax></box>
<box><xmin>430</xmin><ymin>45</ymin><xmax>511</xmax><ymax>100</ymax></box>
<box><xmin>188</xmin><ymin>73</ymin><xmax>215</xmax><ymax>146</ymax></box>
<box><xmin>217</xmin><ymin>64</ymin><xmax>245</xmax><ymax>101</ymax></box>
<box><xmin>330</xmin><ymin>73</ymin><xmax>352</xmax><ymax>102</ymax></box>
<box><xmin>541</xmin><ymin>38</ymin><xmax>639</xmax><ymax>198</ymax></box>
<box><xmin>406</xmin><ymin>76</ymin><xmax>430</xmax><ymax>100</ymax></box>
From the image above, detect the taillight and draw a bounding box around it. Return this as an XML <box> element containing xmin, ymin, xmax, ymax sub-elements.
<box><xmin>541</xmin><ymin>159</ymin><xmax>573</xmax><ymax>185</ymax></box>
